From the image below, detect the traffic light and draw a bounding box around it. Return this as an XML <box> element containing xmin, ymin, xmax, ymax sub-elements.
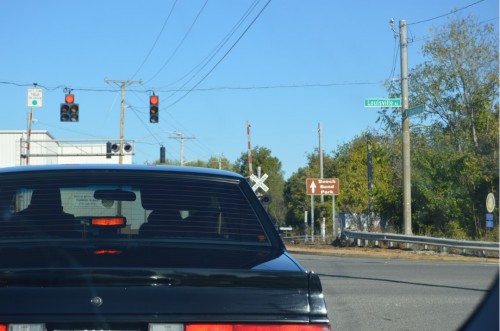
<box><xmin>60</xmin><ymin>93</ymin><xmax>79</xmax><ymax>122</ymax></box>
<box><xmin>149</xmin><ymin>95</ymin><xmax>159</xmax><ymax>123</ymax></box>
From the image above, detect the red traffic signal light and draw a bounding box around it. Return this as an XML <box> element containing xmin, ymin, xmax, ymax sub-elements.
<box><xmin>150</xmin><ymin>95</ymin><xmax>159</xmax><ymax>123</ymax></box>
<box><xmin>150</xmin><ymin>95</ymin><xmax>159</xmax><ymax>105</ymax></box>
<box><xmin>65</xmin><ymin>94</ymin><xmax>75</xmax><ymax>103</ymax></box>
<box><xmin>60</xmin><ymin>93</ymin><xmax>79</xmax><ymax>122</ymax></box>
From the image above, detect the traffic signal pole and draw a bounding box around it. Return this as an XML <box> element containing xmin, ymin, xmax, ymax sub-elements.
<box><xmin>104</xmin><ymin>79</ymin><xmax>142</xmax><ymax>164</ymax></box>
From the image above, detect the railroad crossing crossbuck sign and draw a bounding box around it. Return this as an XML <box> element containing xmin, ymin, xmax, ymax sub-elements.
<box><xmin>250</xmin><ymin>173</ymin><xmax>269</xmax><ymax>192</ymax></box>
<box><xmin>306</xmin><ymin>178</ymin><xmax>339</xmax><ymax>195</ymax></box>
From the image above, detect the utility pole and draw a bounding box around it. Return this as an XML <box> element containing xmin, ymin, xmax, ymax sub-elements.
<box><xmin>399</xmin><ymin>20</ymin><xmax>412</xmax><ymax>235</ymax></box>
<box><xmin>170</xmin><ymin>131</ymin><xmax>195</xmax><ymax>166</ymax></box>
<box><xmin>104</xmin><ymin>79</ymin><xmax>142</xmax><ymax>164</ymax></box>
<box><xmin>218</xmin><ymin>152</ymin><xmax>224</xmax><ymax>169</ymax></box>
<box><xmin>247</xmin><ymin>121</ymin><xmax>253</xmax><ymax>176</ymax></box>
<box><xmin>318</xmin><ymin>122</ymin><xmax>324</xmax><ymax>204</ymax></box>
<box><xmin>367</xmin><ymin>133</ymin><xmax>373</xmax><ymax>230</ymax></box>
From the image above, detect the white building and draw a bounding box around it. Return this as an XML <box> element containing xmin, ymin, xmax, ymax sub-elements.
<box><xmin>0</xmin><ymin>130</ymin><xmax>133</xmax><ymax>167</ymax></box>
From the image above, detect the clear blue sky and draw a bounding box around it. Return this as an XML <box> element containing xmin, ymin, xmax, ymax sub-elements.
<box><xmin>1</xmin><ymin>0</ymin><xmax>498</xmax><ymax>178</ymax></box>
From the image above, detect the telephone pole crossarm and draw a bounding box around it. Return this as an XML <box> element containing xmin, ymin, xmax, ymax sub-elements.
<box><xmin>169</xmin><ymin>131</ymin><xmax>195</xmax><ymax>166</ymax></box>
<box><xmin>104</xmin><ymin>79</ymin><xmax>143</xmax><ymax>164</ymax></box>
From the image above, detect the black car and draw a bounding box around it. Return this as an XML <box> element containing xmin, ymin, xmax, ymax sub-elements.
<box><xmin>0</xmin><ymin>164</ymin><xmax>330</xmax><ymax>331</ymax></box>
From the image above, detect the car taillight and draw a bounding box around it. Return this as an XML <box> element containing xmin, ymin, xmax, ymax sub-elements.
<box><xmin>91</xmin><ymin>217</ymin><xmax>126</xmax><ymax>226</ymax></box>
<box><xmin>148</xmin><ymin>324</ymin><xmax>331</xmax><ymax>331</ymax></box>
<box><xmin>93</xmin><ymin>249</ymin><xmax>123</xmax><ymax>255</ymax></box>
<box><xmin>186</xmin><ymin>326</ymin><xmax>330</xmax><ymax>331</ymax></box>
<box><xmin>1</xmin><ymin>324</ymin><xmax>330</xmax><ymax>331</ymax></box>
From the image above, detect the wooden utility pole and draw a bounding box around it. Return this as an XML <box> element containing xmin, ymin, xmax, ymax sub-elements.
<box><xmin>318</xmin><ymin>122</ymin><xmax>324</xmax><ymax>204</ymax></box>
<box><xmin>399</xmin><ymin>20</ymin><xmax>412</xmax><ymax>235</ymax></box>
<box><xmin>104</xmin><ymin>79</ymin><xmax>142</xmax><ymax>164</ymax></box>
<box><xmin>169</xmin><ymin>131</ymin><xmax>195</xmax><ymax>166</ymax></box>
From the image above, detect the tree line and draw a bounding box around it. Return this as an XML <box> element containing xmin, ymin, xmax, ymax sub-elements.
<box><xmin>154</xmin><ymin>16</ymin><xmax>498</xmax><ymax>241</ymax></box>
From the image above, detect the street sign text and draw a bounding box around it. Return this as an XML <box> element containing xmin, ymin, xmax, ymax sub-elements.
<box><xmin>364</xmin><ymin>98</ymin><xmax>401</xmax><ymax>108</ymax></box>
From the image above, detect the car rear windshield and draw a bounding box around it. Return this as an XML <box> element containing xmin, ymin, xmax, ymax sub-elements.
<box><xmin>0</xmin><ymin>169</ymin><xmax>269</xmax><ymax>245</ymax></box>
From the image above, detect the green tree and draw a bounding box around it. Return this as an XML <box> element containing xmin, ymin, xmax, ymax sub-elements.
<box><xmin>284</xmin><ymin>135</ymin><xmax>400</xmax><ymax>235</ymax></box>
<box><xmin>284</xmin><ymin>167</ymin><xmax>310</xmax><ymax>231</ymax></box>
<box><xmin>328</xmin><ymin>132</ymin><xmax>399</xmax><ymax>231</ymax></box>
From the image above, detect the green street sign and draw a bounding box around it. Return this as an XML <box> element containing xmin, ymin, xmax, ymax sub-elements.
<box><xmin>364</xmin><ymin>98</ymin><xmax>401</xmax><ymax>108</ymax></box>
<box><xmin>407</xmin><ymin>104</ymin><xmax>425</xmax><ymax>117</ymax></box>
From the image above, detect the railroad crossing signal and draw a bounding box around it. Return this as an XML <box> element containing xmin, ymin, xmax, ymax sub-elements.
<box><xmin>250</xmin><ymin>173</ymin><xmax>269</xmax><ymax>192</ymax></box>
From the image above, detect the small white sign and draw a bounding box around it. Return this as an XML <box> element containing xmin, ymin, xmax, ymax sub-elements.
<box><xmin>486</xmin><ymin>193</ymin><xmax>495</xmax><ymax>213</ymax></box>
<box><xmin>27</xmin><ymin>88</ymin><xmax>43</xmax><ymax>108</ymax></box>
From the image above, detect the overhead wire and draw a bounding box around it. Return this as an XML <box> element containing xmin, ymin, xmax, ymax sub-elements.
<box><xmin>411</xmin><ymin>16</ymin><xmax>498</xmax><ymax>43</ymax></box>
<box><xmin>144</xmin><ymin>0</ymin><xmax>273</xmax><ymax>160</ymax></box>
<box><xmin>162</xmin><ymin>0</ymin><xmax>273</xmax><ymax>110</ymax></box>
<box><xmin>408</xmin><ymin>0</ymin><xmax>486</xmax><ymax>25</ymax></box>
<box><xmin>145</xmin><ymin>0</ymin><xmax>210</xmax><ymax>84</ymax></box>
<box><xmin>153</xmin><ymin>0</ymin><xmax>263</xmax><ymax>94</ymax></box>
<box><xmin>129</xmin><ymin>0</ymin><xmax>179</xmax><ymax>80</ymax></box>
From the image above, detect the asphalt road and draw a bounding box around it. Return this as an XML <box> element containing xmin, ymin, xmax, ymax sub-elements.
<box><xmin>293</xmin><ymin>253</ymin><xmax>499</xmax><ymax>331</ymax></box>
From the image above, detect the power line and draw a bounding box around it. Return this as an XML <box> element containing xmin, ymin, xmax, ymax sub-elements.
<box><xmin>145</xmin><ymin>0</ymin><xmax>210</xmax><ymax>84</ymax></box>
<box><xmin>408</xmin><ymin>0</ymin><xmax>486</xmax><ymax>25</ymax></box>
<box><xmin>0</xmin><ymin>79</ymin><xmax>381</xmax><ymax>93</ymax></box>
<box><xmin>411</xmin><ymin>16</ymin><xmax>498</xmax><ymax>43</ymax></box>
<box><xmin>129</xmin><ymin>0</ymin><xmax>179</xmax><ymax>80</ymax></box>
<box><xmin>156</xmin><ymin>81</ymin><xmax>381</xmax><ymax>92</ymax></box>
<box><xmin>154</xmin><ymin>0</ymin><xmax>264</xmax><ymax>97</ymax></box>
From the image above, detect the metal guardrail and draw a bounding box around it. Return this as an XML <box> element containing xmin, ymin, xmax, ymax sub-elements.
<box><xmin>343</xmin><ymin>230</ymin><xmax>500</xmax><ymax>252</ymax></box>
<box><xmin>280</xmin><ymin>231</ymin><xmax>499</xmax><ymax>253</ymax></box>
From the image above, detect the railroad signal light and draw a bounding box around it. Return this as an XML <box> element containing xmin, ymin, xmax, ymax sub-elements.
<box><xmin>123</xmin><ymin>143</ymin><xmax>132</xmax><ymax>153</ymax></box>
<box><xmin>111</xmin><ymin>143</ymin><xmax>120</xmax><ymax>153</ymax></box>
<box><xmin>60</xmin><ymin>93</ymin><xmax>79</xmax><ymax>122</ymax></box>
<box><xmin>150</xmin><ymin>95</ymin><xmax>159</xmax><ymax>123</ymax></box>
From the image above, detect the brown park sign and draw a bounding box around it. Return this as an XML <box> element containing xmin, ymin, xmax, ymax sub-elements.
<box><xmin>306</xmin><ymin>178</ymin><xmax>339</xmax><ymax>196</ymax></box>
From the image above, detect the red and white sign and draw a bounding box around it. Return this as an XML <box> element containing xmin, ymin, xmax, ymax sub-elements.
<box><xmin>306</xmin><ymin>178</ymin><xmax>339</xmax><ymax>196</ymax></box>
